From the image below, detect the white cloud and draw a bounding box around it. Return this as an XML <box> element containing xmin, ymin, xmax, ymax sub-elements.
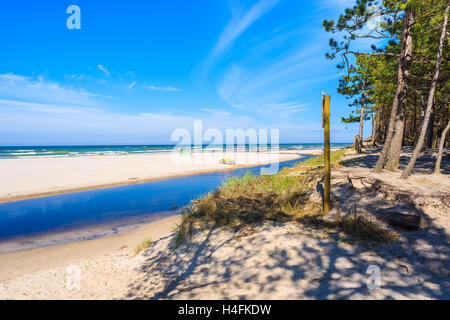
<box><xmin>144</xmin><ymin>85</ymin><xmax>181</xmax><ymax>92</ymax></box>
<box><xmin>217</xmin><ymin>41</ymin><xmax>332</xmax><ymax>111</ymax></box>
<box><xmin>97</xmin><ymin>64</ymin><xmax>111</xmax><ymax>77</ymax></box>
<box><xmin>0</xmin><ymin>73</ymin><xmax>335</xmax><ymax>144</ymax></box>
<box><xmin>205</xmin><ymin>0</ymin><xmax>281</xmax><ymax>70</ymax></box>
<box><xmin>0</xmin><ymin>98</ymin><xmax>100</xmax><ymax>115</ymax></box>
<box><xmin>0</xmin><ymin>73</ymin><xmax>263</xmax><ymax>144</ymax></box>
<box><xmin>0</xmin><ymin>73</ymin><xmax>101</xmax><ymax>106</ymax></box>
<box><xmin>0</xmin><ymin>96</ymin><xmax>270</xmax><ymax>145</ymax></box>
<box><xmin>200</xmin><ymin>108</ymin><xmax>231</xmax><ymax>116</ymax></box>
<box><xmin>263</xmin><ymin>103</ymin><xmax>309</xmax><ymax>119</ymax></box>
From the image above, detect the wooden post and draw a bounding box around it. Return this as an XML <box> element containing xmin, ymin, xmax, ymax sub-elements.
<box><xmin>322</xmin><ymin>94</ymin><xmax>331</xmax><ymax>214</ymax></box>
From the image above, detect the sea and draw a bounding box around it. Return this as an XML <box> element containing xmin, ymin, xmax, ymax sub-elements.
<box><xmin>0</xmin><ymin>143</ymin><xmax>351</xmax><ymax>159</ymax></box>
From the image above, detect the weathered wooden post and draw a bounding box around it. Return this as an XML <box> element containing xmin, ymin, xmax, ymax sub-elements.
<box><xmin>322</xmin><ymin>93</ymin><xmax>331</xmax><ymax>214</ymax></box>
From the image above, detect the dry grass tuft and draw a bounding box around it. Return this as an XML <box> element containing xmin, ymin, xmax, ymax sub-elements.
<box><xmin>299</xmin><ymin>214</ymin><xmax>398</xmax><ymax>244</ymax></box>
<box><xmin>173</xmin><ymin>148</ymin><xmax>395</xmax><ymax>247</ymax></box>
<box><xmin>133</xmin><ymin>238</ymin><xmax>154</xmax><ymax>256</ymax></box>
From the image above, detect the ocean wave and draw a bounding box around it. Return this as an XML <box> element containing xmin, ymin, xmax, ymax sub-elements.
<box><xmin>9</xmin><ymin>152</ymin><xmax>37</xmax><ymax>155</ymax></box>
<box><xmin>0</xmin><ymin>144</ymin><xmax>352</xmax><ymax>159</ymax></box>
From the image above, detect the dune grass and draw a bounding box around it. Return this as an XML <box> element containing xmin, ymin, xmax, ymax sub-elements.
<box><xmin>174</xmin><ymin>148</ymin><xmax>396</xmax><ymax>248</ymax></box>
<box><xmin>133</xmin><ymin>238</ymin><xmax>154</xmax><ymax>256</ymax></box>
<box><xmin>283</xmin><ymin>148</ymin><xmax>346</xmax><ymax>174</ymax></box>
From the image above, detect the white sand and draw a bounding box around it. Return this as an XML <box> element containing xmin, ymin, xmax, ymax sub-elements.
<box><xmin>0</xmin><ymin>151</ymin><xmax>305</xmax><ymax>202</ymax></box>
<box><xmin>124</xmin><ymin>221</ymin><xmax>447</xmax><ymax>300</ymax></box>
<box><xmin>0</xmin><ymin>147</ymin><xmax>448</xmax><ymax>300</ymax></box>
<box><xmin>121</xmin><ymin>148</ymin><xmax>449</xmax><ymax>300</ymax></box>
<box><xmin>3</xmin><ymin>215</ymin><xmax>447</xmax><ymax>299</ymax></box>
<box><xmin>0</xmin><ymin>215</ymin><xmax>180</xmax><ymax>299</ymax></box>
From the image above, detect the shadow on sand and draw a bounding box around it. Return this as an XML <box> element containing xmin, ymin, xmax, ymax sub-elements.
<box><xmin>124</xmin><ymin>147</ymin><xmax>449</xmax><ymax>299</ymax></box>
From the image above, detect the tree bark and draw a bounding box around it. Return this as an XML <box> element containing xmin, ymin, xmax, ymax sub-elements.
<box><xmin>355</xmin><ymin>135</ymin><xmax>361</xmax><ymax>153</ymax></box>
<box><xmin>358</xmin><ymin>80</ymin><xmax>366</xmax><ymax>152</ymax></box>
<box><xmin>384</xmin><ymin>9</ymin><xmax>415</xmax><ymax>170</ymax></box>
<box><xmin>386</xmin><ymin>115</ymin><xmax>407</xmax><ymax>168</ymax></box>
<box><xmin>380</xmin><ymin>108</ymin><xmax>386</xmax><ymax>142</ymax></box>
<box><xmin>412</xmin><ymin>102</ymin><xmax>417</xmax><ymax>144</ymax></box>
<box><xmin>426</xmin><ymin>111</ymin><xmax>434</xmax><ymax>148</ymax></box>
<box><xmin>371</xmin><ymin>111</ymin><xmax>378</xmax><ymax>145</ymax></box>
<box><xmin>374</xmin><ymin>8</ymin><xmax>415</xmax><ymax>172</ymax></box>
<box><xmin>401</xmin><ymin>2</ymin><xmax>449</xmax><ymax>179</ymax></box>
<box><xmin>434</xmin><ymin>119</ymin><xmax>450</xmax><ymax>174</ymax></box>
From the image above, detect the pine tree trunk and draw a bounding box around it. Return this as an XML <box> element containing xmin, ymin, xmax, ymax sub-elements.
<box><xmin>426</xmin><ymin>111</ymin><xmax>434</xmax><ymax>148</ymax></box>
<box><xmin>372</xmin><ymin>111</ymin><xmax>378</xmax><ymax>145</ymax></box>
<box><xmin>384</xmin><ymin>9</ymin><xmax>415</xmax><ymax>170</ymax></box>
<box><xmin>414</xmin><ymin>89</ymin><xmax>426</xmax><ymax>145</ymax></box>
<box><xmin>434</xmin><ymin>119</ymin><xmax>450</xmax><ymax>174</ymax></box>
<box><xmin>355</xmin><ymin>135</ymin><xmax>361</xmax><ymax>153</ymax></box>
<box><xmin>358</xmin><ymin>81</ymin><xmax>366</xmax><ymax>152</ymax></box>
<box><xmin>412</xmin><ymin>103</ymin><xmax>417</xmax><ymax>144</ymax></box>
<box><xmin>374</xmin><ymin>8</ymin><xmax>415</xmax><ymax>172</ymax></box>
<box><xmin>380</xmin><ymin>109</ymin><xmax>386</xmax><ymax>142</ymax></box>
<box><xmin>385</xmin><ymin>111</ymin><xmax>406</xmax><ymax>170</ymax></box>
<box><xmin>401</xmin><ymin>2</ymin><xmax>449</xmax><ymax>179</ymax></box>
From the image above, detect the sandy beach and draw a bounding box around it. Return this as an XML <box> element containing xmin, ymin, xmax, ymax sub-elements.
<box><xmin>0</xmin><ymin>150</ymin><xmax>314</xmax><ymax>202</ymax></box>
<box><xmin>1</xmin><ymin>147</ymin><xmax>448</xmax><ymax>299</ymax></box>
<box><xmin>2</xmin><ymin>0</ymin><xmax>448</xmax><ymax>304</ymax></box>
<box><xmin>0</xmin><ymin>215</ymin><xmax>181</xmax><ymax>299</ymax></box>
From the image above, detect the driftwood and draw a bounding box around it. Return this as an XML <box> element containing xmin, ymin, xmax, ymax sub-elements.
<box><xmin>378</xmin><ymin>209</ymin><xmax>422</xmax><ymax>230</ymax></box>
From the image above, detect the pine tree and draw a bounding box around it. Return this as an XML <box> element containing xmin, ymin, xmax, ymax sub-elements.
<box><xmin>338</xmin><ymin>56</ymin><xmax>375</xmax><ymax>152</ymax></box>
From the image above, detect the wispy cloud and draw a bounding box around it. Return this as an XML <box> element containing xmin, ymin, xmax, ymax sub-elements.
<box><xmin>200</xmin><ymin>108</ymin><xmax>231</xmax><ymax>117</ymax></box>
<box><xmin>217</xmin><ymin>41</ymin><xmax>331</xmax><ymax>110</ymax></box>
<box><xmin>263</xmin><ymin>103</ymin><xmax>309</xmax><ymax>119</ymax></box>
<box><xmin>97</xmin><ymin>64</ymin><xmax>111</xmax><ymax>77</ymax></box>
<box><xmin>0</xmin><ymin>95</ymin><xmax>328</xmax><ymax>145</ymax></box>
<box><xmin>144</xmin><ymin>85</ymin><xmax>181</xmax><ymax>92</ymax></box>
<box><xmin>199</xmin><ymin>0</ymin><xmax>341</xmax><ymax>127</ymax></box>
<box><xmin>211</xmin><ymin>1</ymin><xmax>352</xmax><ymax>122</ymax></box>
<box><xmin>204</xmin><ymin>0</ymin><xmax>281</xmax><ymax>71</ymax></box>
<box><xmin>0</xmin><ymin>73</ymin><xmax>270</xmax><ymax>144</ymax></box>
<box><xmin>0</xmin><ymin>73</ymin><xmax>102</xmax><ymax>106</ymax></box>
<box><xmin>0</xmin><ymin>73</ymin><xmax>329</xmax><ymax>145</ymax></box>
<box><xmin>66</xmin><ymin>73</ymin><xmax>88</xmax><ymax>81</ymax></box>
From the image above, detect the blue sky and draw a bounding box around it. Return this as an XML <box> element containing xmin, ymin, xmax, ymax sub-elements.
<box><xmin>0</xmin><ymin>0</ymin><xmax>373</xmax><ymax>146</ymax></box>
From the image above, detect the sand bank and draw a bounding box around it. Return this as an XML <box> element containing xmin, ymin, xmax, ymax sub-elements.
<box><xmin>0</xmin><ymin>215</ymin><xmax>180</xmax><ymax>299</ymax></box>
<box><xmin>0</xmin><ymin>151</ymin><xmax>311</xmax><ymax>202</ymax></box>
<box><xmin>0</xmin><ymin>210</ymin><xmax>179</xmax><ymax>253</ymax></box>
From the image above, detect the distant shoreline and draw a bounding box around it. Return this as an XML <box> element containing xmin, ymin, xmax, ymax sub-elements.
<box><xmin>0</xmin><ymin>143</ymin><xmax>351</xmax><ymax>159</ymax></box>
<box><xmin>0</xmin><ymin>150</ymin><xmax>331</xmax><ymax>203</ymax></box>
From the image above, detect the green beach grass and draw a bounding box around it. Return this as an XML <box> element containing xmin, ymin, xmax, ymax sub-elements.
<box><xmin>174</xmin><ymin>148</ymin><xmax>397</xmax><ymax>248</ymax></box>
